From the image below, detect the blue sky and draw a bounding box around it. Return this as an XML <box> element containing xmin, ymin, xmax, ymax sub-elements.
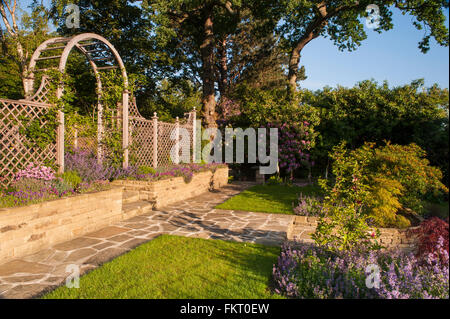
<box><xmin>300</xmin><ymin>9</ymin><xmax>449</xmax><ymax>90</ymax></box>
<box><xmin>6</xmin><ymin>1</ymin><xmax>450</xmax><ymax>90</ymax></box>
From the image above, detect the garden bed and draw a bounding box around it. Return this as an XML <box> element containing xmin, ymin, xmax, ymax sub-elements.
<box><xmin>0</xmin><ymin>187</ymin><xmax>123</xmax><ymax>264</ymax></box>
<box><xmin>287</xmin><ymin>215</ymin><xmax>419</xmax><ymax>250</ymax></box>
<box><xmin>112</xmin><ymin>166</ymin><xmax>229</xmax><ymax>209</ymax></box>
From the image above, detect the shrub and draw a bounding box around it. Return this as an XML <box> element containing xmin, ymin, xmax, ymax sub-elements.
<box><xmin>64</xmin><ymin>149</ymin><xmax>115</xmax><ymax>182</ymax></box>
<box><xmin>312</xmin><ymin>143</ymin><xmax>381</xmax><ymax>252</ymax></box>
<box><xmin>61</xmin><ymin>170</ymin><xmax>83</xmax><ymax>189</ymax></box>
<box><xmin>273</xmin><ymin>241</ymin><xmax>449</xmax><ymax>299</ymax></box>
<box><xmin>11</xmin><ymin>177</ymin><xmax>49</xmax><ymax>193</ymax></box>
<box><xmin>409</xmin><ymin>217</ymin><xmax>449</xmax><ymax>263</ymax></box>
<box><xmin>325</xmin><ymin>142</ymin><xmax>448</xmax><ymax>228</ymax></box>
<box><xmin>266</xmin><ymin>175</ymin><xmax>284</xmax><ymax>186</ymax></box>
<box><xmin>137</xmin><ymin>166</ymin><xmax>156</xmax><ymax>175</ymax></box>
<box><xmin>293</xmin><ymin>194</ymin><xmax>323</xmax><ymax>216</ymax></box>
<box><xmin>14</xmin><ymin>163</ymin><xmax>56</xmax><ymax>181</ymax></box>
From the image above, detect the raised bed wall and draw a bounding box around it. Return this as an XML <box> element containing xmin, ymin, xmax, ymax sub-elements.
<box><xmin>112</xmin><ymin>167</ymin><xmax>229</xmax><ymax>209</ymax></box>
<box><xmin>0</xmin><ymin>188</ymin><xmax>123</xmax><ymax>264</ymax></box>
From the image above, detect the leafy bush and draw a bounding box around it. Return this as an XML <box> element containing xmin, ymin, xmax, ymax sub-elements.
<box><xmin>409</xmin><ymin>217</ymin><xmax>449</xmax><ymax>263</ymax></box>
<box><xmin>52</xmin><ymin>178</ymin><xmax>75</xmax><ymax>196</ymax></box>
<box><xmin>312</xmin><ymin>143</ymin><xmax>381</xmax><ymax>252</ymax></box>
<box><xmin>305</xmin><ymin>80</ymin><xmax>449</xmax><ymax>187</ymax></box>
<box><xmin>11</xmin><ymin>177</ymin><xmax>49</xmax><ymax>193</ymax></box>
<box><xmin>64</xmin><ymin>149</ymin><xmax>115</xmax><ymax>182</ymax></box>
<box><xmin>14</xmin><ymin>163</ymin><xmax>56</xmax><ymax>181</ymax></box>
<box><xmin>293</xmin><ymin>194</ymin><xmax>323</xmax><ymax>216</ymax></box>
<box><xmin>61</xmin><ymin>170</ymin><xmax>82</xmax><ymax>189</ymax></box>
<box><xmin>273</xmin><ymin>241</ymin><xmax>449</xmax><ymax>299</ymax></box>
<box><xmin>266</xmin><ymin>175</ymin><xmax>284</xmax><ymax>186</ymax></box>
<box><xmin>137</xmin><ymin>166</ymin><xmax>156</xmax><ymax>175</ymax></box>
<box><xmin>324</xmin><ymin>142</ymin><xmax>448</xmax><ymax>228</ymax></box>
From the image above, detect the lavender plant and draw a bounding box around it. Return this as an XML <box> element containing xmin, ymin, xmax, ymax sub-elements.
<box><xmin>273</xmin><ymin>239</ymin><xmax>449</xmax><ymax>299</ymax></box>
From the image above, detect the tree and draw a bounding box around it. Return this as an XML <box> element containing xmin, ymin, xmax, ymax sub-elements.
<box><xmin>305</xmin><ymin>79</ymin><xmax>449</xmax><ymax>185</ymax></box>
<box><xmin>279</xmin><ymin>0</ymin><xmax>449</xmax><ymax>92</ymax></box>
<box><xmin>145</xmin><ymin>0</ymin><xmax>243</xmax><ymax>129</ymax></box>
<box><xmin>0</xmin><ymin>0</ymin><xmax>51</xmax><ymax>96</ymax></box>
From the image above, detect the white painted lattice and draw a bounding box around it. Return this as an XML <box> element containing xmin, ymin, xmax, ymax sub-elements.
<box><xmin>0</xmin><ymin>99</ymin><xmax>57</xmax><ymax>187</ymax></box>
<box><xmin>128</xmin><ymin>98</ymin><xmax>196</xmax><ymax>168</ymax></box>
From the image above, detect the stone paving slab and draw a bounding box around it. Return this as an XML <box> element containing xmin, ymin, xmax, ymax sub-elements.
<box><xmin>0</xmin><ymin>182</ymin><xmax>294</xmax><ymax>299</ymax></box>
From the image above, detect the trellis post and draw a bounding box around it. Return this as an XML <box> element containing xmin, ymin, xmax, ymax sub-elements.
<box><xmin>122</xmin><ymin>90</ymin><xmax>129</xmax><ymax>168</ymax></box>
<box><xmin>152</xmin><ymin>112</ymin><xmax>158</xmax><ymax>168</ymax></box>
<box><xmin>74</xmin><ymin>128</ymin><xmax>78</xmax><ymax>149</ymax></box>
<box><xmin>174</xmin><ymin>117</ymin><xmax>180</xmax><ymax>164</ymax></box>
<box><xmin>56</xmin><ymin>87</ymin><xmax>65</xmax><ymax>174</ymax></box>
<box><xmin>97</xmin><ymin>97</ymin><xmax>103</xmax><ymax>165</ymax></box>
<box><xmin>192</xmin><ymin>107</ymin><xmax>197</xmax><ymax>163</ymax></box>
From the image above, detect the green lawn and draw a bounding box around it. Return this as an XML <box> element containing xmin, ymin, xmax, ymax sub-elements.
<box><xmin>43</xmin><ymin>235</ymin><xmax>284</xmax><ymax>299</ymax></box>
<box><xmin>215</xmin><ymin>184</ymin><xmax>322</xmax><ymax>215</ymax></box>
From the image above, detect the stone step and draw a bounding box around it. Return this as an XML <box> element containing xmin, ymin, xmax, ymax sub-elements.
<box><xmin>122</xmin><ymin>200</ymin><xmax>155</xmax><ymax>220</ymax></box>
<box><xmin>123</xmin><ymin>190</ymin><xmax>140</xmax><ymax>204</ymax></box>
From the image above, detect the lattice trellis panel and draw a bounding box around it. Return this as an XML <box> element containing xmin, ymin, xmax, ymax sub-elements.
<box><xmin>29</xmin><ymin>76</ymin><xmax>52</xmax><ymax>104</ymax></box>
<box><xmin>129</xmin><ymin>117</ymin><xmax>155</xmax><ymax>167</ymax></box>
<box><xmin>0</xmin><ymin>99</ymin><xmax>57</xmax><ymax>187</ymax></box>
<box><xmin>128</xmin><ymin>98</ymin><xmax>195</xmax><ymax>168</ymax></box>
<box><xmin>65</xmin><ymin>123</ymin><xmax>97</xmax><ymax>155</ymax></box>
<box><xmin>157</xmin><ymin>121</ymin><xmax>177</xmax><ymax>167</ymax></box>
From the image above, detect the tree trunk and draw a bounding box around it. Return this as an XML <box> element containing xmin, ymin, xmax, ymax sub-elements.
<box><xmin>288</xmin><ymin>1</ymin><xmax>329</xmax><ymax>94</ymax></box>
<box><xmin>200</xmin><ymin>9</ymin><xmax>217</xmax><ymax>129</ymax></box>
<box><xmin>287</xmin><ymin>36</ymin><xmax>313</xmax><ymax>94</ymax></box>
<box><xmin>217</xmin><ymin>38</ymin><xmax>228</xmax><ymax>98</ymax></box>
<box><xmin>0</xmin><ymin>0</ymin><xmax>29</xmax><ymax>97</ymax></box>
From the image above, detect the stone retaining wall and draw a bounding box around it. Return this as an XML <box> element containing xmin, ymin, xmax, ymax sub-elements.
<box><xmin>112</xmin><ymin>167</ymin><xmax>229</xmax><ymax>209</ymax></box>
<box><xmin>287</xmin><ymin>215</ymin><xmax>418</xmax><ymax>251</ymax></box>
<box><xmin>0</xmin><ymin>187</ymin><xmax>123</xmax><ymax>264</ymax></box>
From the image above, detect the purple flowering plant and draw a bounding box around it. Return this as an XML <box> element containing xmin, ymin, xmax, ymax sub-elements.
<box><xmin>273</xmin><ymin>238</ymin><xmax>449</xmax><ymax>299</ymax></box>
<box><xmin>267</xmin><ymin>121</ymin><xmax>315</xmax><ymax>179</ymax></box>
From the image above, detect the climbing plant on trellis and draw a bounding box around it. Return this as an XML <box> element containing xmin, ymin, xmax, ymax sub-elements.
<box><xmin>0</xmin><ymin>33</ymin><xmax>197</xmax><ymax>188</ymax></box>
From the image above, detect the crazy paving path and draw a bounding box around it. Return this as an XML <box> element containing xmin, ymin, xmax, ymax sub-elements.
<box><xmin>0</xmin><ymin>182</ymin><xmax>294</xmax><ymax>299</ymax></box>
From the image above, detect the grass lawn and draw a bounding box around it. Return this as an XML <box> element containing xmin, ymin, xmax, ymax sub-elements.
<box><xmin>215</xmin><ymin>184</ymin><xmax>322</xmax><ymax>215</ymax></box>
<box><xmin>43</xmin><ymin>235</ymin><xmax>284</xmax><ymax>299</ymax></box>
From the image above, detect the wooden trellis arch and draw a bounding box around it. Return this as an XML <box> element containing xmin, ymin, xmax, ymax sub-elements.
<box><xmin>1</xmin><ymin>32</ymin><xmax>197</xmax><ymax>187</ymax></box>
<box><xmin>24</xmin><ymin>33</ymin><xmax>130</xmax><ymax>171</ymax></box>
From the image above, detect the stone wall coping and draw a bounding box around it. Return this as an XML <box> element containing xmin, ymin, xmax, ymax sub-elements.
<box><xmin>0</xmin><ymin>187</ymin><xmax>122</xmax><ymax>217</ymax></box>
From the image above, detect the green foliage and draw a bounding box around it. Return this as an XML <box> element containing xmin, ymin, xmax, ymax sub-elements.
<box><xmin>137</xmin><ymin>166</ymin><xmax>156</xmax><ymax>175</ymax></box>
<box><xmin>312</xmin><ymin>142</ymin><xmax>381</xmax><ymax>252</ymax></box>
<box><xmin>231</xmin><ymin>84</ymin><xmax>320</xmax><ymax>127</ymax></box>
<box><xmin>52</xmin><ymin>178</ymin><xmax>73</xmax><ymax>195</ymax></box>
<box><xmin>17</xmin><ymin>106</ymin><xmax>59</xmax><ymax>150</ymax></box>
<box><xmin>306</xmin><ymin>80</ymin><xmax>449</xmax><ymax>186</ymax></box>
<box><xmin>266</xmin><ymin>175</ymin><xmax>284</xmax><ymax>186</ymax></box>
<box><xmin>60</xmin><ymin>170</ymin><xmax>82</xmax><ymax>189</ymax></box>
<box><xmin>320</xmin><ymin>142</ymin><xmax>449</xmax><ymax>229</ymax></box>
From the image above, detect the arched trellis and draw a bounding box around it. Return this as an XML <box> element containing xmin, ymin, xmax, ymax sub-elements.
<box><xmin>24</xmin><ymin>33</ymin><xmax>130</xmax><ymax>171</ymax></box>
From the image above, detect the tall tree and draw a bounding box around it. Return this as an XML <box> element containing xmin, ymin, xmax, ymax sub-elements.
<box><xmin>279</xmin><ymin>0</ymin><xmax>449</xmax><ymax>93</ymax></box>
<box><xmin>0</xmin><ymin>0</ymin><xmax>50</xmax><ymax>96</ymax></box>
<box><xmin>146</xmin><ymin>0</ymin><xmax>242</xmax><ymax>128</ymax></box>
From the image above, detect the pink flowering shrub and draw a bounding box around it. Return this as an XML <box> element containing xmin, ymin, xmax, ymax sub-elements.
<box><xmin>14</xmin><ymin>163</ymin><xmax>56</xmax><ymax>181</ymax></box>
<box><xmin>267</xmin><ymin>122</ymin><xmax>316</xmax><ymax>178</ymax></box>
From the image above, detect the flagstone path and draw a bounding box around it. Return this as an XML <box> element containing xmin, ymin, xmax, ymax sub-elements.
<box><xmin>0</xmin><ymin>182</ymin><xmax>294</xmax><ymax>299</ymax></box>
